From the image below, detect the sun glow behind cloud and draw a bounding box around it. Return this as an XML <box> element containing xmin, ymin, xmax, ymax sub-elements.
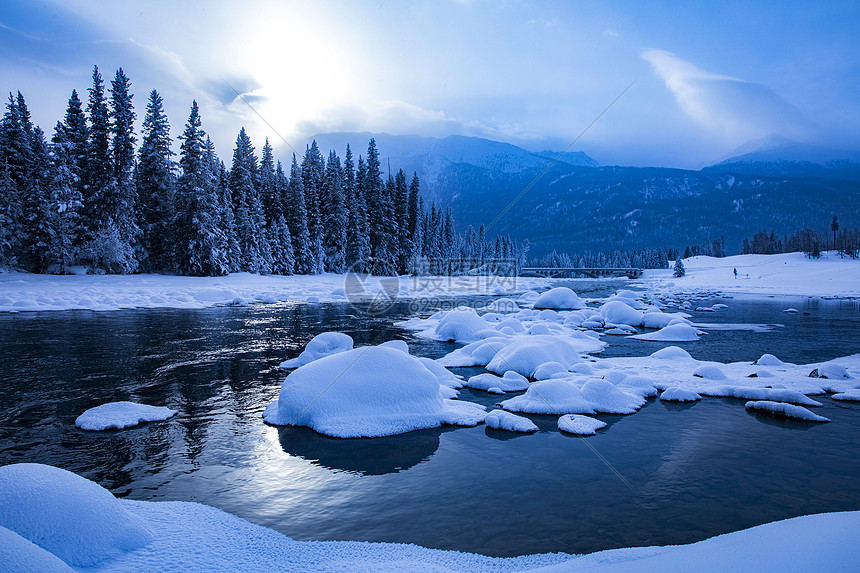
<box><xmin>236</xmin><ymin>14</ymin><xmax>359</xmax><ymax>148</ymax></box>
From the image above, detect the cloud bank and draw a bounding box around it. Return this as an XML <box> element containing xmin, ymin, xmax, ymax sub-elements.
<box><xmin>641</xmin><ymin>49</ymin><xmax>816</xmax><ymax>145</ymax></box>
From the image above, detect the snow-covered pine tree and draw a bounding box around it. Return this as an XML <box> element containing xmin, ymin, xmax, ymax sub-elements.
<box><xmin>136</xmin><ymin>89</ymin><xmax>175</xmax><ymax>272</ymax></box>
<box><xmin>0</xmin><ymin>92</ymin><xmax>32</xmax><ymax>268</ymax></box>
<box><xmin>673</xmin><ymin>257</ymin><xmax>686</xmax><ymax>278</ymax></box>
<box><xmin>62</xmin><ymin>90</ymin><xmax>88</xmax><ymax>202</ymax></box>
<box><xmin>229</xmin><ymin>128</ymin><xmax>270</xmax><ymax>273</ymax></box>
<box><xmin>322</xmin><ymin>149</ymin><xmax>347</xmax><ymax>273</ymax></box>
<box><xmin>81</xmin><ymin>66</ymin><xmax>111</xmax><ymax>252</ymax></box>
<box><xmin>406</xmin><ymin>173</ymin><xmax>421</xmax><ymax>269</ymax></box>
<box><xmin>104</xmin><ymin>67</ymin><xmax>140</xmax><ymax>273</ymax></box>
<box><xmin>175</xmin><ymin>102</ymin><xmax>227</xmax><ymax>276</ymax></box>
<box><xmin>21</xmin><ymin>127</ymin><xmax>55</xmax><ymax>273</ymax></box>
<box><xmin>394</xmin><ymin>169</ymin><xmax>410</xmax><ymax>273</ymax></box>
<box><xmin>364</xmin><ymin>138</ymin><xmax>389</xmax><ymax>267</ymax></box>
<box><xmin>0</xmin><ymin>164</ymin><xmax>16</xmax><ymax>269</ymax></box>
<box><xmin>382</xmin><ymin>171</ymin><xmax>398</xmax><ymax>268</ymax></box>
<box><xmin>349</xmin><ymin>154</ymin><xmax>371</xmax><ymax>272</ymax></box>
<box><xmin>259</xmin><ymin>139</ymin><xmax>280</xmax><ymax>224</ymax></box>
<box><xmin>271</xmin><ymin>161</ymin><xmax>295</xmax><ymax>275</ymax></box>
<box><xmin>214</xmin><ymin>152</ymin><xmax>238</xmax><ymax>272</ymax></box>
<box><xmin>287</xmin><ymin>154</ymin><xmax>313</xmax><ymax>273</ymax></box>
<box><xmin>48</xmin><ymin>121</ymin><xmax>83</xmax><ymax>273</ymax></box>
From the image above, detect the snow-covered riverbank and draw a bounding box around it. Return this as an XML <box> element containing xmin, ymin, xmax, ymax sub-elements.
<box><xmin>1</xmin><ymin>463</ymin><xmax>858</xmax><ymax>572</ymax></box>
<box><xmin>0</xmin><ymin>271</ymin><xmax>548</xmax><ymax>313</ymax></box>
<box><xmin>1</xmin><ymin>252</ymin><xmax>857</xmax><ymax>314</ymax></box>
<box><xmin>644</xmin><ymin>251</ymin><xmax>860</xmax><ymax>298</ymax></box>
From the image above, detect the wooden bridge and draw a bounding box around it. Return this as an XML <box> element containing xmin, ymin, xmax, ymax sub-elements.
<box><xmin>520</xmin><ymin>267</ymin><xmax>643</xmax><ymax>279</ymax></box>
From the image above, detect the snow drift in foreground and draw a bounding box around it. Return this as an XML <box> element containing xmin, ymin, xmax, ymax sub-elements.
<box><xmin>264</xmin><ymin>345</ymin><xmax>485</xmax><ymax>437</ymax></box>
<box><xmin>2</xmin><ymin>463</ymin><xmax>859</xmax><ymax>573</ymax></box>
<box><xmin>75</xmin><ymin>402</ymin><xmax>177</xmax><ymax>431</ymax></box>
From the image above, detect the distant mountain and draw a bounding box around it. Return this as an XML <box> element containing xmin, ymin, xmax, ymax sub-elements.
<box><xmin>703</xmin><ymin>134</ymin><xmax>860</xmax><ymax>180</ymax></box>
<box><xmin>303</xmin><ymin>132</ymin><xmax>858</xmax><ymax>257</ymax></box>
<box><xmin>535</xmin><ymin>150</ymin><xmax>599</xmax><ymax>168</ymax></box>
<box><xmin>305</xmin><ymin>132</ymin><xmax>599</xmax><ymax>198</ymax></box>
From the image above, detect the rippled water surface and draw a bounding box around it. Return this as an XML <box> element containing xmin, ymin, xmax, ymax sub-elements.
<box><xmin>1</xmin><ymin>290</ymin><xmax>859</xmax><ymax>557</ymax></box>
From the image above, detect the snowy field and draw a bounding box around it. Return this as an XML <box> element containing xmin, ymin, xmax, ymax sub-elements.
<box><xmin>644</xmin><ymin>251</ymin><xmax>860</xmax><ymax>298</ymax></box>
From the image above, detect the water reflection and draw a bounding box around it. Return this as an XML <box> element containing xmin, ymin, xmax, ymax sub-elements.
<box><xmin>277</xmin><ymin>426</ymin><xmax>451</xmax><ymax>475</ymax></box>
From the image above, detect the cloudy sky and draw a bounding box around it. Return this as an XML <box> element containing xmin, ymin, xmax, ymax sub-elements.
<box><xmin>2</xmin><ymin>0</ymin><xmax>858</xmax><ymax>168</ymax></box>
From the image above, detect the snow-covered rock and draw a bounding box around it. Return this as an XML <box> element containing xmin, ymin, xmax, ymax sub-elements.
<box><xmin>600</xmin><ymin>300</ymin><xmax>644</xmax><ymax>327</ymax></box>
<box><xmin>557</xmin><ymin>414</ymin><xmax>607</xmax><ymax>435</ymax></box>
<box><xmin>280</xmin><ymin>332</ymin><xmax>354</xmax><ymax>369</ymax></box>
<box><xmin>484</xmin><ymin>410</ymin><xmax>538</xmax><ymax>433</ymax></box>
<box><xmin>433</xmin><ymin>307</ymin><xmax>496</xmax><ymax>343</ymax></box>
<box><xmin>486</xmin><ymin>334</ymin><xmax>604</xmax><ymax>378</ymax></box>
<box><xmin>630</xmin><ymin>323</ymin><xmax>701</xmax><ymax>342</ymax></box>
<box><xmin>533</xmin><ymin>287</ymin><xmax>586</xmax><ymax>310</ymax></box>
<box><xmin>745</xmin><ymin>400</ymin><xmax>830</xmax><ymax>422</ymax></box>
<box><xmin>533</xmin><ymin>361</ymin><xmax>567</xmax><ymax>380</ymax></box>
<box><xmin>0</xmin><ymin>464</ymin><xmax>154</xmax><ymax>567</ymax></box>
<box><xmin>264</xmin><ymin>346</ymin><xmax>486</xmax><ymax>437</ymax></box>
<box><xmin>660</xmin><ymin>388</ymin><xmax>702</xmax><ymax>402</ymax></box>
<box><xmin>465</xmin><ymin>372</ymin><xmax>529</xmax><ymax>392</ymax></box>
<box><xmin>379</xmin><ymin>340</ymin><xmax>410</xmax><ymax>353</ymax></box>
<box><xmin>810</xmin><ymin>363</ymin><xmax>851</xmax><ymax>379</ymax></box>
<box><xmin>754</xmin><ymin>354</ymin><xmax>786</xmax><ymax>366</ymax></box>
<box><xmin>650</xmin><ymin>346</ymin><xmax>696</xmax><ymax>361</ymax></box>
<box><xmin>693</xmin><ymin>365</ymin><xmax>728</xmax><ymax>380</ymax></box>
<box><xmin>74</xmin><ymin>402</ymin><xmax>177</xmax><ymax>431</ymax></box>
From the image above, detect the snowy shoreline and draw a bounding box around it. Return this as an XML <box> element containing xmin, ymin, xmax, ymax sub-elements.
<box><xmin>642</xmin><ymin>251</ymin><xmax>860</xmax><ymax>299</ymax></box>
<box><xmin>1</xmin><ymin>252</ymin><xmax>858</xmax><ymax>314</ymax></box>
<box><xmin>1</xmin><ymin>463</ymin><xmax>858</xmax><ymax>572</ymax></box>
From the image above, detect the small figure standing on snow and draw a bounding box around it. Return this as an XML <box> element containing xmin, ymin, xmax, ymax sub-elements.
<box><xmin>733</xmin><ymin>268</ymin><xmax>737</xmax><ymax>279</ymax></box>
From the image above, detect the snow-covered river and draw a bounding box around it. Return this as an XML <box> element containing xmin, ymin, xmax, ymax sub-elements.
<box><xmin>1</xmin><ymin>289</ymin><xmax>859</xmax><ymax>557</ymax></box>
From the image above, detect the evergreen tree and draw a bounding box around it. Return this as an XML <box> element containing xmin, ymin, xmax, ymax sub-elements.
<box><xmin>175</xmin><ymin>102</ymin><xmax>227</xmax><ymax>276</ymax></box>
<box><xmin>394</xmin><ymin>168</ymin><xmax>409</xmax><ymax>273</ymax></box>
<box><xmin>322</xmin><ymin>149</ymin><xmax>347</xmax><ymax>272</ymax></box>
<box><xmin>229</xmin><ymin>128</ymin><xmax>269</xmax><ymax>272</ymax></box>
<box><xmin>0</xmin><ymin>164</ymin><xmax>16</xmax><ymax>268</ymax></box>
<box><xmin>301</xmin><ymin>141</ymin><xmax>325</xmax><ymax>273</ymax></box>
<box><xmin>62</xmin><ymin>90</ymin><xmax>88</xmax><ymax>201</ymax></box>
<box><xmin>0</xmin><ymin>92</ymin><xmax>32</xmax><ymax>267</ymax></box>
<box><xmin>82</xmin><ymin>66</ymin><xmax>111</xmax><ymax>238</ymax></box>
<box><xmin>349</xmin><ymin>154</ymin><xmax>372</xmax><ymax>272</ymax></box>
<box><xmin>673</xmin><ymin>257</ymin><xmax>686</xmax><ymax>278</ymax></box>
<box><xmin>287</xmin><ymin>154</ymin><xmax>313</xmax><ymax>273</ymax></box>
<box><xmin>271</xmin><ymin>161</ymin><xmax>295</xmax><ymax>275</ymax></box>
<box><xmin>48</xmin><ymin>121</ymin><xmax>83</xmax><ymax>272</ymax></box>
<box><xmin>136</xmin><ymin>89</ymin><xmax>175</xmax><ymax>271</ymax></box>
<box><xmin>21</xmin><ymin>127</ymin><xmax>54</xmax><ymax>272</ymax></box>
<box><xmin>259</xmin><ymin>138</ymin><xmax>280</xmax><ymax>224</ymax></box>
<box><xmin>364</xmin><ymin>138</ymin><xmax>388</xmax><ymax>265</ymax></box>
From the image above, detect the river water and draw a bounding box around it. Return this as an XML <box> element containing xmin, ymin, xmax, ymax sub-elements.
<box><xmin>1</xmin><ymin>286</ymin><xmax>859</xmax><ymax>557</ymax></box>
